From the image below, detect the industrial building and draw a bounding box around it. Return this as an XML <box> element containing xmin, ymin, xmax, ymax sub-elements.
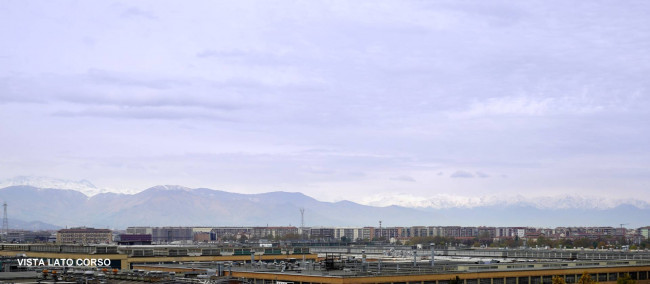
<box><xmin>220</xmin><ymin>260</ymin><xmax>650</xmax><ymax>284</ymax></box>
<box><xmin>150</xmin><ymin>227</ymin><xmax>194</xmax><ymax>243</ymax></box>
<box><xmin>2</xmin><ymin>242</ymin><xmax>650</xmax><ymax>284</ymax></box>
<box><xmin>0</xmin><ymin>243</ymin><xmax>316</xmax><ymax>270</ymax></box>
<box><xmin>127</xmin><ymin>254</ymin><xmax>650</xmax><ymax>284</ymax></box>
<box><xmin>116</xmin><ymin>234</ymin><xmax>152</xmax><ymax>245</ymax></box>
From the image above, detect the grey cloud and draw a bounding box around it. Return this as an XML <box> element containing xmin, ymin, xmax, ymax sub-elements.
<box><xmin>0</xmin><ymin>73</ymin><xmax>246</xmax><ymax>111</ymax></box>
<box><xmin>431</xmin><ymin>2</ymin><xmax>528</xmax><ymax>27</ymax></box>
<box><xmin>0</xmin><ymin>70</ymin><xmax>326</xmax><ymax>112</ymax></box>
<box><xmin>390</xmin><ymin>175</ymin><xmax>416</xmax><ymax>182</ymax></box>
<box><xmin>209</xmin><ymin>77</ymin><xmax>326</xmax><ymax>94</ymax></box>
<box><xmin>476</xmin><ymin>172</ymin><xmax>489</xmax><ymax>178</ymax></box>
<box><xmin>304</xmin><ymin>167</ymin><xmax>336</xmax><ymax>175</ymax></box>
<box><xmin>87</xmin><ymin>69</ymin><xmax>183</xmax><ymax>90</ymax></box>
<box><xmin>197</xmin><ymin>49</ymin><xmax>296</xmax><ymax>67</ymax></box>
<box><xmin>120</xmin><ymin>7</ymin><xmax>157</xmax><ymax>20</ymax></box>
<box><xmin>450</xmin><ymin>171</ymin><xmax>474</xmax><ymax>178</ymax></box>
<box><xmin>52</xmin><ymin>106</ymin><xmax>236</xmax><ymax>121</ymax></box>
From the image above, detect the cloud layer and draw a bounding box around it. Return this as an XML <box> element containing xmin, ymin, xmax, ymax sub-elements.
<box><xmin>1</xmin><ymin>1</ymin><xmax>649</xmax><ymax>204</ymax></box>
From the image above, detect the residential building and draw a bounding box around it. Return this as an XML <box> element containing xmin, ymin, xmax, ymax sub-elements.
<box><xmin>56</xmin><ymin>227</ymin><xmax>112</xmax><ymax>244</ymax></box>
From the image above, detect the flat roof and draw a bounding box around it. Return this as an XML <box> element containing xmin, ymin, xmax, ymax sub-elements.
<box><xmin>0</xmin><ymin>271</ymin><xmax>40</xmax><ymax>280</ymax></box>
<box><xmin>131</xmin><ymin>259</ymin><xmax>650</xmax><ymax>278</ymax></box>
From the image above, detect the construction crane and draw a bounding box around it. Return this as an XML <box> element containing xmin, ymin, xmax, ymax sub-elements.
<box><xmin>620</xmin><ymin>223</ymin><xmax>629</xmax><ymax>228</ymax></box>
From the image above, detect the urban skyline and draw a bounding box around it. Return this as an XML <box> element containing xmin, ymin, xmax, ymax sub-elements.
<box><xmin>6</xmin><ymin>224</ymin><xmax>650</xmax><ymax>249</ymax></box>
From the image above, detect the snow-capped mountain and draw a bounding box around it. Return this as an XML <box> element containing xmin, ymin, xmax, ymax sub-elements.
<box><xmin>147</xmin><ymin>185</ymin><xmax>194</xmax><ymax>192</ymax></box>
<box><xmin>1</xmin><ymin>184</ymin><xmax>649</xmax><ymax>228</ymax></box>
<box><xmin>0</xmin><ymin>176</ymin><xmax>108</xmax><ymax>196</ymax></box>
<box><xmin>2</xmin><ymin>176</ymin><xmax>647</xmax><ymax>210</ymax></box>
<box><xmin>361</xmin><ymin>193</ymin><xmax>650</xmax><ymax>210</ymax></box>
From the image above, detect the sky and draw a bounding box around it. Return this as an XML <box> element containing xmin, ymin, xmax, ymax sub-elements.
<box><xmin>1</xmin><ymin>1</ymin><xmax>649</xmax><ymax>207</ymax></box>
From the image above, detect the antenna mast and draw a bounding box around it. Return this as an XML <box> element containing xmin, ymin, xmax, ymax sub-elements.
<box><xmin>300</xmin><ymin>208</ymin><xmax>305</xmax><ymax>239</ymax></box>
<box><xmin>2</xmin><ymin>202</ymin><xmax>8</xmax><ymax>240</ymax></box>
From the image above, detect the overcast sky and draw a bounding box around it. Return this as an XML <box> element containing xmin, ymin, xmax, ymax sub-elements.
<box><xmin>1</xmin><ymin>1</ymin><xmax>649</xmax><ymax>206</ymax></box>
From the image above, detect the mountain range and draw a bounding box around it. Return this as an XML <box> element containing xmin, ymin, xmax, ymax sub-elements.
<box><xmin>0</xmin><ymin>182</ymin><xmax>648</xmax><ymax>229</ymax></box>
<box><xmin>0</xmin><ymin>176</ymin><xmax>108</xmax><ymax>196</ymax></box>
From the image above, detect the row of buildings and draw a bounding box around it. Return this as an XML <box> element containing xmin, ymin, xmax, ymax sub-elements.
<box><xmin>10</xmin><ymin>226</ymin><xmax>645</xmax><ymax>245</ymax></box>
<box><xmin>121</xmin><ymin>226</ymin><xmax>650</xmax><ymax>244</ymax></box>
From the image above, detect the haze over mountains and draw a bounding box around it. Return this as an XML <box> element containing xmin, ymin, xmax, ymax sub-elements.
<box><xmin>363</xmin><ymin>193</ymin><xmax>650</xmax><ymax>210</ymax></box>
<box><xmin>0</xmin><ymin>176</ymin><xmax>136</xmax><ymax>197</ymax></box>
<box><xmin>0</xmin><ymin>177</ymin><xmax>647</xmax><ymax>230</ymax></box>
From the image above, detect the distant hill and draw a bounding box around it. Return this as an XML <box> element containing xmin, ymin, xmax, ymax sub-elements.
<box><xmin>0</xmin><ymin>176</ymin><xmax>108</xmax><ymax>196</ymax></box>
<box><xmin>0</xmin><ymin>185</ymin><xmax>430</xmax><ymax>228</ymax></box>
<box><xmin>0</xmin><ymin>185</ymin><xmax>648</xmax><ymax>229</ymax></box>
<box><xmin>9</xmin><ymin>219</ymin><xmax>60</xmax><ymax>231</ymax></box>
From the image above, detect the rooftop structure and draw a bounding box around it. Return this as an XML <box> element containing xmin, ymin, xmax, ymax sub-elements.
<box><xmin>133</xmin><ymin>259</ymin><xmax>650</xmax><ymax>284</ymax></box>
